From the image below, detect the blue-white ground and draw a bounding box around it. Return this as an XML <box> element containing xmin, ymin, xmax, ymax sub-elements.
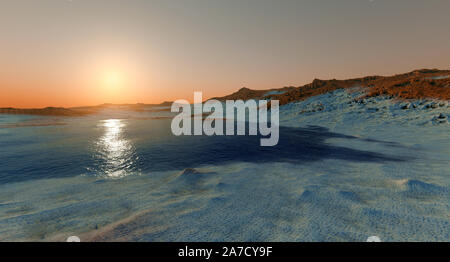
<box><xmin>0</xmin><ymin>88</ymin><xmax>448</xmax><ymax>241</ymax></box>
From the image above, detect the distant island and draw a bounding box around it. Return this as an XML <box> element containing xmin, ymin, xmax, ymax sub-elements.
<box><xmin>0</xmin><ymin>101</ymin><xmax>173</xmax><ymax>116</ymax></box>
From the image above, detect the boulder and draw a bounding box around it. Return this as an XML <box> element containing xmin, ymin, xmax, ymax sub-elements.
<box><xmin>438</xmin><ymin>113</ymin><xmax>446</xmax><ymax>119</ymax></box>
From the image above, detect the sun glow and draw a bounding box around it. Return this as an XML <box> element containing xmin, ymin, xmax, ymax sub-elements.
<box><xmin>103</xmin><ymin>71</ymin><xmax>122</xmax><ymax>89</ymax></box>
<box><xmin>84</xmin><ymin>51</ymin><xmax>148</xmax><ymax>104</ymax></box>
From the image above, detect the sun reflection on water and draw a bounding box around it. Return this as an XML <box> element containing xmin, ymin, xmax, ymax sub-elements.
<box><xmin>94</xmin><ymin>119</ymin><xmax>137</xmax><ymax>178</ymax></box>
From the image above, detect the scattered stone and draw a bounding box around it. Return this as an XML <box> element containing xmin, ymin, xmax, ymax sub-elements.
<box><xmin>438</xmin><ymin>113</ymin><xmax>446</xmax><ymax>119</ymax></box>
<box><xmin>357</xmin><ymin>99</ymin><xmax>367</xmax><ymax>104</ymax></box>
<box><xmin>401</xmin><ymin>103</ymin><xmax>410</xmax><ymax>110</ymax></box>
<box><xmin>425</xmin><ymin>102</ymin><xmax>438</xmax><ymax>109</ymax></box>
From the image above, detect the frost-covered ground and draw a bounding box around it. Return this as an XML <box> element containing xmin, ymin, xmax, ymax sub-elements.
<box><xmin>0</xmin><ymin>88</ymin><xmax>448</xmax><ymax>241</ymax></box>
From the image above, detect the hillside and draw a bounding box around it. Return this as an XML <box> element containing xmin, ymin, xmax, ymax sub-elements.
<box><xmin>212</xmin><ymin>69</ymin><xmax>450</xmax><ymax>105</ymax></box>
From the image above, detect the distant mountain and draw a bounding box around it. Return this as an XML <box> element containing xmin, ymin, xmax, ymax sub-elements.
<box><xmin>0</xmin><ymin>107</ymin><xmax>91</xmax><ymax>116</ymax></box>
<box><xmin>2</xmin><ymin>69</ymin><xmax>449</xmax><ymax>116</ymax></box>
<box><xmin>211</xmin><ymin>86</ymin><xmax>296</xmax><ymax>101</ymax></box>
<box><xmin>212</xmin><ymin>69</ymin><xmax>450</xmax><ymax>105</ymax></box>
<box><xmin>0</xmin><ymin>101</ymin><xmax>172</xmax><ymax>116</ymax></box>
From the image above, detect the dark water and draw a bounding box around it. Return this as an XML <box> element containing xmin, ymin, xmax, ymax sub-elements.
<box><xmin>0</xmin><ymin>112</ymin><xmax>404</xmax><ymax>185</ymax></box>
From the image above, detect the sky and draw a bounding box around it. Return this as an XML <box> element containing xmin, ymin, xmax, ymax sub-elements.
<box><xmin>0</xmin><ymin>0</ymin><xmax>449</xmax><ymax>108</ymax></box>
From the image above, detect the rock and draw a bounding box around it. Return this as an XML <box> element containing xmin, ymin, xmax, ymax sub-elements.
<box><xmin>357</xmin><ymin>99</ymin><xmax>366</xmax><ymax>104</ymax></box>
<box><xmin>432</xmin><ymin>113</ymin><xmax>447</xmax><ymax>124</ymax></box>
<box><xmin>401</xmin><ymin>103</ymin><xmax>410</xmax><ymax>110</ymax></box>
<box><xmin>179</xmin><ymin>168</ymin><xmax>200</xmax><ymax>176</ymax></box>
<box><xmin>425</xmin><ymin>102</ymin><xmax>438</xmax><ymax>109</ymax></box>
<box><xmin>405</xmin><ymin>179</ymin><xmax>443</xmax><ymax>196</ymax></box>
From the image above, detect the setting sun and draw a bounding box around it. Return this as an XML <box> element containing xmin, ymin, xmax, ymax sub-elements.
<box><xmin>103</xmin><ymin>71</ymin><xmax>122</xmax><ymax>89</ymax></box>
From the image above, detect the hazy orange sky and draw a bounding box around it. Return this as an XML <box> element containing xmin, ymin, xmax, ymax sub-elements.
<box><xmin>1</xmin><ymin>0</ymin><xmax>449</xmax><ymax>108</ymax></box>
